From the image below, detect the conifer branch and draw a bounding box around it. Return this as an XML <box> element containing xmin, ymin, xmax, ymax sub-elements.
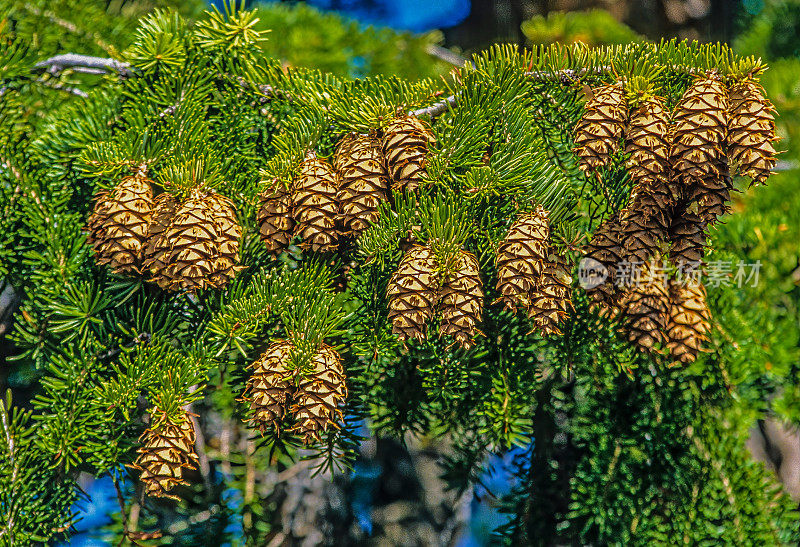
<box><xmin>408</xmin><ymin>67</ymin><xmax>605</xmax><ymax>118</ymax></box>
<box><xmin>28</xmin><ymin>53</ymin><xmax>596</xmax><ymax>118</ymax></box>
<box><xmin>5</xmin><ymin>5</ymin><xmax>793</xmax><ymax>540</ymax></box>
<box><xmin>34</xmin><ymin>54</ymin><xmax>132</xmax><ymax>78</ymax></box>
<box><xmin>408</xmin><ymin>94</ymin><xmax>459</xmax><ymax>118</ymax></box>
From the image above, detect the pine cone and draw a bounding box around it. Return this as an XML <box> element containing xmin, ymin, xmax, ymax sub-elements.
<box><xmin>290</xmin><ymin>344</ymin><xmax>347</xmax><ymax>444</ymax></box>
<box><xmin>628</xmin><ymin>179</ymin><xmax>675</xmax><ymax>233</ymax></box>
<box><xmin>257</xmin><ymin>178</ymin><xmax>294</xmax><ymax>255</ymax></box>
<box><xmin>131</xmin><ymin>411</ymin><xmax>198</xmax><ymax>501</ymax></box>
<box><xmin>621</xmin><ymin>261</ymin><xmax>669</xmax><ymax>352</ymax></box>
<box><xmin>143</xmin><ymin>192</ymin><xmax>181</xmax><ymax>289</ymax></box>
<box><xmin>620</xmin><ymin>203</ymin><xmax>666</xmax><ymax>265</ymax></box>
<box><xmin>626</xmin><ymin>96</ymin><xmax>671</xmax><ymax>186</ymax></box>
<box><xmin>666</xmin><ymin>279</ymin><xmax>711</xmax><ymax>364</ymax></box>
<box><xmin>387</xmin><ymin>245</ymin><xmax>438</xmax><ymax>342</ymax></box>
<box><xmin>382</xmin><ymin>116</ymin><xmax>435</xmax><ymax>192</ymax></box>
<box><xmin>668</xmin><ymin>204</ymin><xmax>707</xmax><ymax>268</ymax></box>
<box><xmin>582</xmin><ymin>213</ymin><xmax>624</xmax><ymax>316</ymax></box>
<box><xmin>625</xmin><ymin>96</ymin><xmax>673</xmax><ymax>230</ymax></box>
<box><xmin>573</xmin><ymin>82</ymin><xmax>627</xmax><ymax>175</ymax></box>
<box><xmin>206</xmin><ymin>192</ymin><xmax>243</xmax><ymax>288</ymax></box>
<box><xmin>691</xmin><ymin>159</ymin><xmax>733</xmax><ymax>225</ymax></box>
<box><xmin>294</xmin><ymin>155</ymin><xmax>339</xmax><ymax>252</ymax></box>
<box><xmin>87</xmin><ymin>173</ymin><xmax>154</xmax><ymax>275</ymax></box>
<box><xmin>728</xmin><ymin>80</ymin><xmax>778</xmax><ymax>185</ymax></box>
<box><xmin>529</xmin><ymin>253</ymin><xmax>572</xmax><ymax>336</ymax></box>
<box><xmin>495</xmin><ymin>207</ymin><xmax>550</xmax><ymax>312</ymax></box>
<box><xmin>242</xmin><ymin>340</ymin><xmax>295</xmax><ymax>435</ymax></box>
<box><xmin>671</xmin><ymin>75</ymin><xmax>728</xmax><ymax>185</ymax></box>
<box><xmin>335</xmin><ymin>133</ymin><xmax>389</xmax><ymax>237</ymax></box>
<box><xmin>439</xmin><ymin>250</ymin><xmax>483</xmax><ymax>349</ymax></box>
<box><xmin>160</xmin><ymin>190</ymin><xmax>242</xmax><ymax>291</ymax></box>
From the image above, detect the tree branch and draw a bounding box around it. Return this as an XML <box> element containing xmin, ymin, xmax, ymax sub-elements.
<box><xmin>408</xmin><ymin>67</ymin><xmax>606</xmax><ymax>118</ymax></box>
<box><xmin>29</xmin><ymin>53</ymin><xmax>601</xmax><ymax>118</ymax></box>
<box><xmin>408</xmin><ymin>94</ymin><xmax>459</xmax><ymax>118</ymax></box>
<box><xmin>27</xmin><ymin>54</ymin><xmax>706</xmax><ymax>129</ymax></box>
<box><xmin>34</xmin><ymin>54</ymin><xmax>132</xmax><ymax>78</ymax></box>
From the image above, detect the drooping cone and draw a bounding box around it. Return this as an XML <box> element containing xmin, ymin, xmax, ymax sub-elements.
<box><xmin>206</xmin><ymin>192</ymin><xmax>243</xmax><ymax>288</ymax></box>
<box><xmin>87</xmin><ymin>173</ymin><xmax>154</xmax><ymax>275</ymax></box>
<box><xmin>625</xmin><ymin>96</ymin><xmax>674</xmax><ymax>230</ymax></box>
<box><xmin>671</xmin><ymin>75</ymin><xmax>728</xmax><ymax>185</ymax></box>
<box><xmin>573</xmin><ymin>82</ymin><xmax>627</xmax><ymax>175</ymax></box>
<box><xmin>495</xmin><ymin>207</ymin><xmax>550</xmax><ymax>312</ymax></box>
<box><xmin>439</xmin><ymin>250</ymin><xmax>483</xmax><ymax>349</ymax></box>
<box><xmin>293</xmin><ymin>155</ymin><xmax>339</xmax><ymax>252</ymax></box>
<box><xmin>582</xmin><ymin>213</ymin><xmax>624</xmax><ymax>316</ymax></box>
<box><xmin>382</xmin><ymin>116</ymin><xmax>435</xmax><ymax>192</ymax></box>
<box><xmin>626</xmin><ymin>96</ymin><xmax>671</xmax><ymax>187</ymax></box>
<box><xmin>257</xmin><ymin>178</ymin><xmax>294</xmax><ymax>255</ymax></box>
<box><xmin>666</xmin><ymin>279</ymin><xmax>711</xmax><ymax>364</ymax></box>
<box><xmin>131</xmin><ymin>411</ymin><xmax>198</xmax><ymax>501</ymax></box>
<box><xmin>290</xmin><ymin>344</ymin><xmax>347</xmax><ymax>444</ymax></box>
<box><xmin>242</xmin><ymin>340</ymin><xmax>295</xmax><ymax>435</ymax></box>
<box><xmin>620</xmin><ymin>260</ymin><xmax>669</xmax><ymax>352</ymax></box>
<box><xmin>160</xmin><ymin>190</ymin><xmax>242</xmax><ymax>291</ymax></box>
<box><xmin>143</xmin><ymin>192</ymin><xmax>181</xmax><ymax>289</ymax></box>
<box><xmin>387</xmin><ymin>245</ymin><xmax>438</xmax><ymax>342</ymax></box>
<box><xmin>528</xmin><ymin>252</ymin><xmax>572</xmax><ymax>336</ymax></box>
<box><xmin>691</xmin><ymin>158</ymin><xmax>733</xmax><ymax>225</ymax></box>
<box><xmin>335</xmin><ymin>133</ymin><xmax>390</xmax><ymax>237</ymax></box>
<box><xmin>620</xmin><ymin>199</ymin><xmax>666</xmax><ymax>266</ymax></box>
<box><xmin>727</xmin><ymin>80</ymin><xmax>778</xmax><ymax>185</ymax></box>
<box><xmin>668</xmin><ymin>204</ymin><xmax>707</xmax><ymax>269</ymax></box>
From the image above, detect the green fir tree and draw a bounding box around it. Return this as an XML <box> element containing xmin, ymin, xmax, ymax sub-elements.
<box><xmin>1</xmin><ymin>2</ymin><xmax>798</xmax><ymax>545</ymax></box>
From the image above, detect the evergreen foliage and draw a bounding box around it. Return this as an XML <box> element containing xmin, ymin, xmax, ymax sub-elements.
<box><xmin>1</xmin><ymin>2</ymin><xmax>798</xmax><ymax>544</ymax></box>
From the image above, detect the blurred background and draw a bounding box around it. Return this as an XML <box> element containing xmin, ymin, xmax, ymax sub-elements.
<box><xmin>3</xmin><ymin>0</ymin><xmax>800</xmax><ymax>544</ymax></box>
<box><xmin>280</xmin><ymin>0</ymin><xmax>739</xmax><ymax>46</ymax></box>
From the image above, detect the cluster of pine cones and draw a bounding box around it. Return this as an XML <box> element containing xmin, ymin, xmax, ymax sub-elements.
<box><xmin>131</xmin><ymin>341</ymin><xmax>348</xmax><ymax>500</ymax></box>
<box><xmin>257</xmin><ymin>116</ymin><xmax>434</xmax><ymax>254</ymax></box>
<box><xmin>574</xmin><ymin>73</ymin><xmax>777</xmax><ymax>363</ymax></box>
<box><xmin>495</xmin><ymin>206</ymin><xmax>573</xmax><ymax>336</ymax></box>
<box><xmin>386</xmin><ymin>205</ymin><xmax>573</xmax><ymax>349</ymax></box>
<box><xmin>387</xmin><ymin>245</ymin><xmax>484</xmax><ymax>349</ymax></box>
<box><xmin>111</xmin><ymin>75</ymin><xmax>777</xmax><ymax>498</ymax></box>
<box><xmin>130</xmin><ymin>410</ymin><xmax>199</xmax><ymax>501</ymax></box>
<box><xmin>241</xmin><ymin>340</ymin><xmax>347</xmax><ymax>444</ymax></box>
<box><xmin>87</xmin><ymin>171</ymin><xmax>242</xmax><ymax>292</ymax></box>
